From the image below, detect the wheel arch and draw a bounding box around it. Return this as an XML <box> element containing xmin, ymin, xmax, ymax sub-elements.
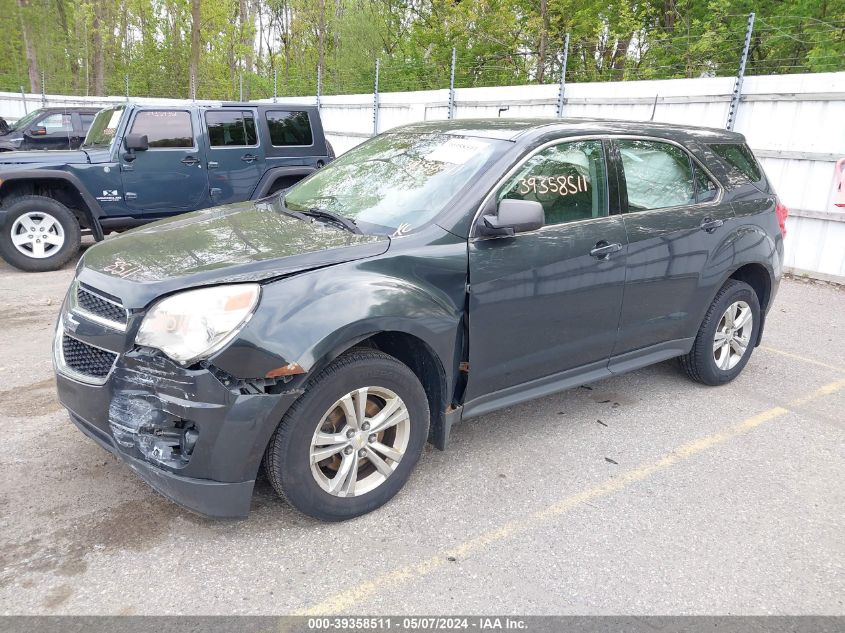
<box><xmin>0</xmin><ymin>171</ymin><xmax>104</xmax><ymax>240</ymax></box>
<box><xmin>251</xmin><ymin>166</ymin><xmax>316</xmax><ymax>199</ymax></box>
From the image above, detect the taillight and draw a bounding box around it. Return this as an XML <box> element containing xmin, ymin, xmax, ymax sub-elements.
<box><xmin>775</xmin><ymin>199</ymin><xmax>789</xmax><ymax>237</ymax></box>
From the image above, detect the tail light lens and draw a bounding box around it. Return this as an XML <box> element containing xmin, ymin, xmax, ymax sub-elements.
<box><xmin>775</xmin><ymin>199</ymin><xmax>789</xmax><ymax>237</ymax></box>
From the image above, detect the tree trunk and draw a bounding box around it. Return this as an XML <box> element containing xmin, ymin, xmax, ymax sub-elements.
<box><xmin>536</xmin><ymin>0</ymin><xmax>548</xmax><ymax>83</ymax></box>
<box><xmin>91</xmin><ymin>2</ymin><xmax>105</xmax><ymax>95</ymax></box>
<box><xmin>190</xmin><ymin>0</ymin><xmax>201</xmax><ymax>98</ymax></box>
<box><xmin>16</xmin><ymin>0</ymin><xmax>40</xmax><ymax>93</ymax></box>
<box><xmin>56</xmin><ymin>0</ymin><xmax>80</xmax><ymax>93</ymax></box>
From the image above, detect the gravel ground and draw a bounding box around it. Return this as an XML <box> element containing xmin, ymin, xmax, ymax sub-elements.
<box><xmin>0</xmin><ymin>248</ymin><xmax>843</xmax><ymax>616</ymax></box>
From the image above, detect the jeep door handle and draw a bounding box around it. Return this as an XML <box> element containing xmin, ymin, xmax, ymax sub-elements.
<box><xmin>700</xmin><ymin>217</ymin><xmax>724</xmax><ymax>233</ymax></box>
<box><xmin>181</xmin><ymin>156</ymin><xmax>200</xmax><ymax>166</ymax></box>
<box><xmin>590</xmin><ymin>241</ymin><xmax>623</xmax><ymax>259</ymax></box>
<box><xmin>241</xmin><ymin>154</ymin><xmax>257</xmax><ymax>164</ymax></box>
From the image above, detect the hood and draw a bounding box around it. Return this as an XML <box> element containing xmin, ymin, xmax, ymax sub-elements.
<box><xmin>77</xmin><ymin>198</ymin><xmax>390</xmax><ymax>309</ymax></box>
<box><xmin>0</xmin><ymin>149</ymin><xmax>90</xmax><ymax>165</ymax></box>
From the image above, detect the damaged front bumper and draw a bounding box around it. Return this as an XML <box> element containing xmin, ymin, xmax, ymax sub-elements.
<box><xmin>56</xmin><ymin>338</ymin><xmax>301</xmax><ymax>519</ymax></box>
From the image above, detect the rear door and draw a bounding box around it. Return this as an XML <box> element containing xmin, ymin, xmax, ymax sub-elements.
<box><xmin>120</xmin><ymin>109</ymin><xmax>209</xmax><ymax>214</ymax></box>
<box><xmin>203</xmin><ymin>108</ymin><xmax>265</xmax><ymax>205</ymax></box>
<box><xmin>464</xmin><ymin>138</ymin><xmax>628</xmax><ymax>406</ymax></box>
<box><xmin>611</xmin><ymin>137</ymin><xmax>732</xmax><ymax>361</ymax></box>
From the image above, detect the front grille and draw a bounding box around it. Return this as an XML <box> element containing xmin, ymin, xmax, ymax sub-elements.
<box><xmin>76</xmin><ymin>285</ymin><xmax>127</xmax><ymax>326</ymax></box>
<box><xmin>62</xmin><ymin>335</ymin><xmax>118</xmax><ymax>379</ymax></box>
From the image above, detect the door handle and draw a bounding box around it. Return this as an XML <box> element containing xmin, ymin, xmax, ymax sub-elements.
<box><xmin>241</xmin><ymin>154</ymin><xmax>257</xmax><ymax>164</ymax></box>
<box><xmin>700</xmin><ymin>217</ymin><xmax>724</xmax><ymax>233</ymax></box>
<box><xmin>590</xmin><ymin>241</ymin><xmax>623</xmax><ymax>259</ymax></box>
<box><xmin>181</xmin><ymin>156</ymin><xmax>200</xmax><ymax>166</ymax></box>
<box><xmin>208</xmin><ymin>161</ymin><xmax>219</xmax><ymax>169</ymax></box>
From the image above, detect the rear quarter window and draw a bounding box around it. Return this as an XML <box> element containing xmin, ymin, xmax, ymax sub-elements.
<box><xmin>266</xmin><ymin>110</ymin><xmax>313</xmax><ymax>146</ymax></box>
<box><xmin>710</xmin><ymin>143</ymin><xmax>762</xmax><ymax>182</ymax></box>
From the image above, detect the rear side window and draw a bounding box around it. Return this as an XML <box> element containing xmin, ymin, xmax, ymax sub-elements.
<box><xmin>618</xmin><ymin>140</ymin><xmax>695</xmax><ymax>210</ymax></box>
<box><xmin>710</xmin><ymin>143</ymin><xmax>762</xmax><ymax>182</ymax></box>
<box><xmin>79</xmin><ymin>113</ymin><xmax>96</xmax><ymax>130</ymax></box>
<box><xmin>266</xmin><ymin>110</ymin><xmax>312</xmax><ymax>146</ymax></box>
<box><xmin>206</xmin><ymin>111</ymin><xmax>257</xmax><ymax>147</ymax></box>
<box><xmin>498</xmin><ymin>140</ymin><xmax>608</xmax><ymax>225</ymax></box>
<box><xmin>130</xmin><ymin>111</ymin><xmax>194</xmax><ymax>148</ymax></box>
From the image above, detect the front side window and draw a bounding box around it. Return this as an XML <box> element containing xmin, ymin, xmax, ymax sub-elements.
<box><xmin>497</xmin><ymin>140</ymin><xmax>608</xmax><ymax>225</ymax></box>
<box><xmin>130</xmin><ymin>111</ymin><xmax>193</xmax><ymax>148</ymax></box>
<box><xmin>618</xmin><ymin>140</ymin><xmax>696</xmax><ymax>211</ymax></box>
<box><xmin>285</xmin><ymin>132</ymin><xmax>507</xmax><ymax>235</ymax></box>
<box><xmin>80</xmin><ymin>113</ymin><xmax>96</xmax><ymax>130</ymax></box>
<box><xmin>694</xmin><ymin>166</ymin><xmax>719</xmax><ymax>203</ymax></box>
<box><xmin>266</xmin><ymin>110</ymin><xmax>312</xmax><ymax>146</ymax></box>
<box><xmin>206</xmin><ymin>110</ymin><xmax>257</xmax><ymax>147</ymax></box>
<box><xmin>40</xmin><ymin>113</ymin><xmax>73</xmax><ymax>133</ymax></box>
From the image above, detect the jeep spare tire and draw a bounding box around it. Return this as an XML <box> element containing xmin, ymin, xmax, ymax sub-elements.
<box><xmin>0</xmin><ymin>196</ymin><xmax>81</xmax><ymax>272</ymax></box>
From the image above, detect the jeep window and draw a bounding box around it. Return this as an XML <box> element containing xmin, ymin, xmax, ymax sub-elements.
<box><xmin>41</xmin><ymin>113</ymin><xmax>73</xmax><ymax>133</ymax></box>
<box><xmin>83</xmin><ymin>106</ymin><xmax>125</xmax><ymax>148</ymax></box>
<box><xmin>284</xmin><ymin>132</ymin><xmax>507</xmax><ymax>235</ymax></box>
<box><xmin>266</xmin><ymin>110</ymin><xmax>312</xmax><ymax>146</ymax></box>
<box><xmin>9</xmin><ymin>108</ymin><xmax>44</xmax><ymax>131</ymax></box>
<box><xmin>206</xmin><ymin>111</ymin><xmax>257</xmax><ymax>147</ymax></box>
<box><xmin>498</xmin><ymin>140</ymin><xmax>608</xmax><ymax>225</ymax></box>
<box><xmin>130</xmin><ymin>111</ymin><xmax>194</xmax><ymax>148</ymax></box>
<box><xmin>618</xmin><ymin>140</ymin><xmax>696</xmax><ymax>210</ymax></box>
<box><xmin>710</xmin><ymin>143</ymin><xmax>762</xmax><ymax>182</ymax></box>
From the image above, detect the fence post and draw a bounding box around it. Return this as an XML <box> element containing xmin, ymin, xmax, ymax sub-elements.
<box><xmin>556</xmin><ymin>33</ymin><xmax>570</xmax><ymax>118</ymax></box>
<box><xmin>373</xmin><ymin>59</ymin><xmax>380</xmax><ymax>136</ymax></box>
<box><xmin>316</xmin><ymin>65</ymin><xmax>322</xmax><ymax>110</ymax></box>
<box><xmin>40</xmin><ymin>71</ymin><xmax>46</xmax><ymax>107</ymax></box>
<box><xmin>20</xmin><ymin>86</ymin><xmax>28</xmax><ymax>114</ymax></box>
<box><xmin>239</xmin><ymin>74</ymin><xmax>244</xmax><ymax>102</ymax></box>
<box><xmin>727</xmin><ymin>12</ymin><xmax>755</xmax><ymax>131</ymax></box>
<box><xmin>125</xmin><ymin>74</ymin><xmax>129</xmax><ymax>101</ymax></box>
<box><xmin>190</xmin><ymin>70</ymin><xmax>196</xmax><ymax>101</ymax></box>
<box><xmin>448</xmin><ymin>47</ymin><xmax>456</xmax><ymax>119</ymax></box>
<box><xmin>273</xmin><ymin>68</ymin><xmax>278</xmax><ymax>103</ymax></box>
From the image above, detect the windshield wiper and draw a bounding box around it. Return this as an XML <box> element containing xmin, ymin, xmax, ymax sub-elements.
<box><xmin>300</xmin><ymin>207</ymin><xmax>362</xmax><ymax>234</ymax></box>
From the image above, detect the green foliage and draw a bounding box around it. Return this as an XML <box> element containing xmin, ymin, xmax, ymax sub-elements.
<box><xmin>1</xmin><ymin>0</ymin><xmax>842</xmax><ymax>98</ymax></box>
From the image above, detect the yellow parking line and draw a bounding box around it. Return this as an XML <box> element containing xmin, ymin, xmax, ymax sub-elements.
<box><xmin>296</xmin><ymin>378</ymin><xmax>845</xmax><ymax>616</ymax></box>
<box><xmin>761</xmin><ymin>346</ymin><xmax>844</xmax><ymax>374</ymax></box>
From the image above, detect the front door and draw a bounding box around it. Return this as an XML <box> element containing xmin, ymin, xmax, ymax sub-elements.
<box><xmin>120</xmin><ymin>109</ymin><xmax>208</xmax><ymax>214</ymax></box>
<box><xmin>25</xmin><ymin>111</ymin><xmax>73</xmax><ymax>150</ymax></box>
<box><xmin>204</xmin><ymin>109</ymin><xmax>266</xmax><ymax>205</ymax></box>
<box><xmin>612</xmin><ymin>138</ymin><xmax>733</xmax><ymax>356</ymax></box>
<box><xmin>464</xmin><ymin>139</ymin><xmax>628</xmax><ymax>406</ymax></box>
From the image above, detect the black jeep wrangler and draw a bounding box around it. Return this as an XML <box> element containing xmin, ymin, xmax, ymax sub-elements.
<box><xmin>0</xmin><ymin>102</ymin><xmax>333</xmax><ymax>271</ymax></box>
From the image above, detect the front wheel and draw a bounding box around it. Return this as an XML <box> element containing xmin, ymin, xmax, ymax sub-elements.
<box><xmin>0</xmin><ymin>196</ymin><xmax>81</xmax><ymax>272</ymax></box>
<box><xmin>265</xmin><ymin>349</ymin><xmax>430</xmax><ymax>521</ymax></box>
<box><xmin>680</xmin><ymin>279</ymin><xmax>761</xmax><ymax>385</ymax></box>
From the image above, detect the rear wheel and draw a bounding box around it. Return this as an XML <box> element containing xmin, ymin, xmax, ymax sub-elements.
<box><xmin>0</xmin><ymin>196</ymin><xmax>81</xmax><ymax>272</ymax></box>
<box><xmin>680</xmin><ymin>279</ymin><xmax>760</xmax><ymax>385</ymax></box>
<box><xmin>265</xmin><ymin>349</ymin><xmax>429</xmax><ymax>521</ymax></box>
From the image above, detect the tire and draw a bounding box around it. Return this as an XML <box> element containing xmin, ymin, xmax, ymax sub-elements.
<box><xmin>680</xmin><ymin>279</ymin><xmax>761</xmax><ymax>386</ymax></box>
<box><xmin>0</xmin><ymin>196</ymin><xmax>81</xmax><ymax>272</ymax></box>
<box><xmin>265</xmin><ymin>349</ymin><xmax>430</xmax><ymax>521</ymax></box>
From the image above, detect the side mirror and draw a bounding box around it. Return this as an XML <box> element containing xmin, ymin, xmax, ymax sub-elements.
<box><xmin>480</xmin><ymin>199</ymin><xmax>545</xmax><ymax>237</ymax></box>
<box><xmin>26</xmin><ymin>126</ymin><xmax>47</xmax><ymax>137</ymax></box>
<box><xmin>124</xmin><ymin>134</ymin><xmax>149</xmax><ymax>152</ymax></box>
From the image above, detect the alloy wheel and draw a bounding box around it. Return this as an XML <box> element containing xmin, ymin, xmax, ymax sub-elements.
<box><xmin>10</xmin><ymin>211</ymin><xmax>65</xmax><ymax>259</ymax></box>
<box><xmin>713</xmin><ymin>300</ymin><xmax>753</xmax><ymax>371</ymax></box>
<box><xmin>309</xmin><ymin>386</ymin><xmax>411</xmax><ymax>497</ymax></box>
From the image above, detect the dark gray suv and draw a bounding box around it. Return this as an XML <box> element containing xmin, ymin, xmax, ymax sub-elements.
<box><xmin>54</xmin><ymin>119</ymin><xmax>787</xmax><ymax>521</ymax></box>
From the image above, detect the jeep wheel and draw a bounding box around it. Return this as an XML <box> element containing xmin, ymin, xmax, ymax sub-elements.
<box><xmin>0</xmin><ymin>196</ymin><xmax>81</xmax><ymax>272</ymax></box>
<box><xmin>680</xmin><ymin>279</ymin><xmax>761</xmax><ymax>385</ymax></box>
<box><xmin>265</xmin><ymin>349</ymin><xmax>430</xmax><ymax>521</ymax></box>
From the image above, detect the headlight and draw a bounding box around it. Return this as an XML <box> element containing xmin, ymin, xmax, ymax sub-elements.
<box><xmin>136</xmin><ymin>284</ymin><xmax>260</xmax><ymax>364</ymax></box>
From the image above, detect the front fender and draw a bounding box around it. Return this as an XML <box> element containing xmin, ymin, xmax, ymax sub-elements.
<box><xmin>211</xmin><ymin>264</ymin><xmax>463</xmax><ymax>386</ymax></box>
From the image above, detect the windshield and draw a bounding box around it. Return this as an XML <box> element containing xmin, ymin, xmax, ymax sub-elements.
<box><xmin>82</xmin><ymin>106</ymin><xmax>125</xmax><ymax>149</ymax></box>
<box><xmin>9</xmin><ymin>109</ymin><xmax>44</xmax><ymax>131</ymax></box>
<box><xmin>284</xmin><ymin>132</ymin><xmax>507</xmax><ymax>235</ymax></box>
